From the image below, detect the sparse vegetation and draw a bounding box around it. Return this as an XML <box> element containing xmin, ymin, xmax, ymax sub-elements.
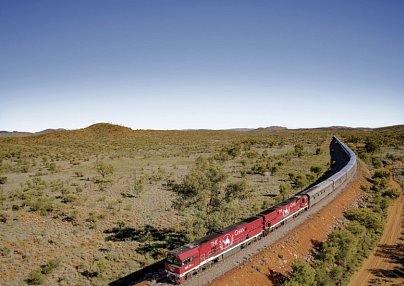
<box><xmin>0</xmin><ymin>123</ymin><xmax>402</xmax><ymax>284</ymax></box>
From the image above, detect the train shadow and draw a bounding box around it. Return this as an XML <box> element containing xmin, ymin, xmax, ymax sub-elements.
<box><xmin>109</xmin><ymin>259</ymin><xmax>166</xmax><ymax>286</ymax></box>
<box><xmin>106</xmin><ymin>225</ymin><xmax>187</xmax><ymax>285</ymax></box>
<box><xmin>303</xmin><ymin>138</ymin><xmax>350</xmax><ymax>190</ymax></box>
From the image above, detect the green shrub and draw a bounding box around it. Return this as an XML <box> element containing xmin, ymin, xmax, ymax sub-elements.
<box><xmin>41</xmin><ymin>258</ymin><xmax>60</xmax><ymax>274</ymax></box>
<box><xmin>371</xmin><ymin>156</ymin><xmax>383</xmax><ymax>168</ymax></box>
<box><xmin>0</xmin><ymin>176</ymin><xmax>7</xmax><ymax>184</ymax></box>
<box><xmin>74</xmin><ymin>171</ymin><xmax>84</xmax><ymax>177</ymax></box>
<box><xmin>345</xmin><ymin>208</ymin><xmax>383</xmax><ymax>233</ymax></box>
<box><xmin>294</xmin><ymin>144</ymin><xmax>304</xmax><ymax>157</ymax></box>
<box><xmin>279</xmin><ymin>183</ymin><xmax>292</xmax><ymax>200</ymax></box>
<box><xmin>95</xmin><ymin>160</ymin><xmax>114</xmax><ymax>178</ymax></box>
<box><xmin>365</xmin><ymin>137</ymin><xmax>381</xmax><ymax>153</ymax></box>
<box><xmin>382</xmin><ymin>188</ymin><xmax>400</xmax><ymax>199</ymax></box>
<box><xmin>26</xmin><ymin>270</ymin><xmax>45</xmax><ymax>285</ymax></box>
<box><xmin>0</xmin><ymin>213</ymin><xmax>7</xmax><ymax>223</ymax></box>
<box><xmin>62</xmin><ymin>194</ymin><xmax>78</xmax><ymax>204</ymax></box>
<box><xmin>28</xmin><ymin>196</ymin><xmax>56</xmax><ymax>215</ymax></box>
<box><xmin>284</xmin><ymin>259</ymin><xmax>316</xmax><ymax>286</ymax></box>
<box><xmin>310</xmin><ymin>166</ymin><xmax>322</xmax><ymax>176</ymax></box>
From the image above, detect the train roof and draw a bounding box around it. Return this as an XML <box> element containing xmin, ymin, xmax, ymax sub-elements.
<box><xmin>300</xmin><ymin>179</ymin><xmax>333</xmax><ymax>195</ymax></box>
<box><xmin>218</xmin><ymin>215</ymin><xmax>261</xmax><ymax>234</ymax></box>
<box><xmin>170</xmin><ymin>231</ymin><xmax>222</xmax><ymax>255</ymax></box>
<box><xmin>258</xmin><ymin>196</ymin><xmax>300</xmax><ymax>216</ymax></box>
<box><xmin>169</xmin><ymin>215</ymin><xmax>262</xmax><ymax>256</ymax></box>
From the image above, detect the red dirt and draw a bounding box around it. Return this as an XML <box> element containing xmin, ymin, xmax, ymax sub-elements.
<box><xmin>209</xmin><ymin>164</ymin><xmax>367</xmax><ymax>286</ymax></box>
<box><xmin>349</xmin><ymin>163</ymin><xmax>404</xmax><ymax>286</ymax></box>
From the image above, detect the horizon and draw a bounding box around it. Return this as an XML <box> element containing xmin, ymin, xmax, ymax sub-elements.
<box><xmin>1</xmin><ymin>122</ymin><xmax>403</xmax><ymax>134</ymax></box>
<box><xmin>1</xmin><ymin>1</ymin><xmax>404</xmax><ymax>132</ymax></box>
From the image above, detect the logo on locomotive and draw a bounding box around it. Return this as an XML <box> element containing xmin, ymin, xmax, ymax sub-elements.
<box><xmin>282</xmin><ymin>207</ymin><xmax>290</xmax><ymax>217</ymax></box>
<box><xmin>219</xmin><ymin>234</ymin><xmax>232</xmax><ymax>250</ymax></box>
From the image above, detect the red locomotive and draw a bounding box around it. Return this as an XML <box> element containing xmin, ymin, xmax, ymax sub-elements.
<box><xmin>165</xmin><ymin>215</ymin><xmax>263</xmax><ymax>283</ymax></box>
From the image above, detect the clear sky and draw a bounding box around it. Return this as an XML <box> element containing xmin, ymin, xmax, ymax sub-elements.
<box><xmin>1</xmin><ymin>1</ymin><xmax>403</xmax><ymax>132</ymax></box>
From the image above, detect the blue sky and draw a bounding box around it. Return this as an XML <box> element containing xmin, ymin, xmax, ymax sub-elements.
<box><xmin>1</xmin><ymin>1</ymin><xmax>403</xmax><ymax>131</ymax></box>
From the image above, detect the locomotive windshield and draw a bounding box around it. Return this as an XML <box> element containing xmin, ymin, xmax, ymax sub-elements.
<box><xmin>166</xmin><ymin>254</ymin><xmax>182</xmax><ymax>266</ymax></box>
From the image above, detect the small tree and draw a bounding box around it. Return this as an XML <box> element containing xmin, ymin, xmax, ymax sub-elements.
<box><xmin>295</xmin><ymin>174</ymin><xmax>307</xmax><ymax>190</ymax></box>
<box><xmin>284</xmin><ymin>259</ymin><xmax>316</xmax><ymax>286</ymax></box>
<box><xmin>131</xmin><ymin>174</ymin><xmax>144</xmax><ymax>197</ymax></box>
<box><xmin>364</xmin><ymin>137</ymin><xmax>380</xmax><ymax>153</ymax></box>
<box><xmin>279</xmin><ymin>183</ymin><xmax>292</xmax><ymax>200</ymax></box>
<box><xmin>310</xmin><ymin>166</ymin><xmax>322</xmax><ymax>177</ymax></box>
<box><xmin>0</xmin><ymin>176</ymin><xmax>7</xmax><ymax>184</ymax></box>
<box><xmin>224</xmin><ymin>180</ymin><xmax>248</xmax><ymax>202</ymax></box>
<box><xmin>294</xmin><ymin>144</ymin><xmax>304</xmax><ymax>157</ymax></box>
<box><xmin>95</xmin><ymin>161</ymin><xmax>114</xmax><ymax>178</ymax></box>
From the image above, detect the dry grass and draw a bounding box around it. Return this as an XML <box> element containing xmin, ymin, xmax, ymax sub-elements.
<box><xmin>0</xmin><ymin>123</ymin><xmax>402</xmax><ymax>284</ymax></box>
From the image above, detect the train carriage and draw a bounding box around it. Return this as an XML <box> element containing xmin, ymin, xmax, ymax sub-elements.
<box><xmin>301</xmin><ymin>179</ymin><xmax>334</xmax><ymax>207</ymax></box>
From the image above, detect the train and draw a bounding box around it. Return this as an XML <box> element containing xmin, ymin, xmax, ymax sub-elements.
<box><xmin>165</xmin><ymin>136</ymin><xmax>357</xmax><ymax>284</ymax></box>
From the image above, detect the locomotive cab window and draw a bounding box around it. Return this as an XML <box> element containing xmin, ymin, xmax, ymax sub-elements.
<box><xmin>166</xmin><ymin>254</ymin><xmax>182</xmax><ymax>267</ymax></box>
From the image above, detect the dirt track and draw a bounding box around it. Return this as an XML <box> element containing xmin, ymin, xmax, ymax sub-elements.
<box><xmin>208</xmin><ymin>164</ymin><xmax>366</xmax><ymax>286</ymax></box>
<box><xmin>349</xmin><ymin>179</ymin><xmax>404</xmax><ymax>286</ymax></box>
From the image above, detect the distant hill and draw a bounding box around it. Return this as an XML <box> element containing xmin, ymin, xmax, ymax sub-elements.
<box><xmin>1</xmin><ymin>123</ymin><xmax>403</xmax><ymax>140</ymax></box>
<box><xmin>375</xmin><ymin>124</ymin><xmax>404</xmax><ymax>131</ymax></box>
<box><xmin>29</xmin><ymin>123</ymin><xmax>136</xmax><ymax>142</ymax></box>
<box><xmin>78</xmin><ymin>123</ymin><xmax>134</xmax><ymax>138</ymax></box>
<box><xmin>255</xmin><ymin>126</ymin><xmax>288</xmax><ymax>131</ymax></box>
<box><xmin>0</xmin><ymin>128</ymin><xmax>66</xmax><ymax>138</ymax></box>
<box><xmin>226</xmin><ymin>128</ymin><xmax>255</xmax><ymax>132</ymax></box>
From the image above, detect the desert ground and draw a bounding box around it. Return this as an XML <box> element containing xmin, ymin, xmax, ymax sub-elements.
<box><xmin>0</xmin><ymin>124</ymin><xmax>402</xmax><ymax>285</ymax></box>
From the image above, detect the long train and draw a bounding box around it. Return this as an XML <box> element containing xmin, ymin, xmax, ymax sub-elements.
<box><xmin>165</xmin><ymin>136</ymin><xmax>357</xmax><ymax>284</ymax></box>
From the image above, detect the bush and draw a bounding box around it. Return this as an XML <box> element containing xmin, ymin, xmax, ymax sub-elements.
<box><xmin>371</xmin><ymin>169</ymin><xmax>390</xmax><ymax>191</ymax></box>
<box><xmin>74</xmin><ymin>171</ymin><xmax>84</xmax><ymax>177</ymax></box>
<box><xmin>284</xmin><ymin>259</ymin><xmax>316</xmax><ymax>286</ymax></box>
<box><xmin>41</xmin><ymin>258</ymin><xmax>60</xmax><ymax>274</ymax></box>
<box><xmin>294</xmin><ymin>144</ymin><xmax>304</xmax><ymax>157</ymax></box>
<box><xmin>95</xmin><ymin>160</ymin><xmax>114</xmax><ymax>178</ymax></box>
<box><xmin>279</xmin><ymin>183</ymin><xmax>292</xmax><ymax>200</ymax></box>
<box><xmin>26</xmin><ymin>258</ymin><xmax>60</xmax><ymax>284</ymax></box>
<box><xmin>365</xmin><ymin>137</ymin><xmax>381</xmax><ymax>153</ymax></box>
<box><xmin>382</xmin><ymin>188</ymin><xmax>400</xmax><ymax>199</ymax></box>
<box><xmin>250</xmin><ymin>161</ymin><xmax>267</xmax><ymax>175</ymax></box>
<box><xmin>294</xmin><ymin>174</ymin><xmax>307</xmax><ymax>190</ymax></box>
<box><xmin>345</xmin><ymin>208</ymin><xmax>383</xmax><ymax>233</ymax></box>
<box><xmin>0</xmin><ymin>176</ymin><xmax>7</xmax><ymax>184</ymax></box>
<box><xmin>26</xmin><ymin>270</ymin><xmax>45</xmax><ymax>285</ymax></box>
<box><xmin>371</xmin><ymin>156</ymin><xmax>383</xmax><ymax>168</ymax></box>
<box><xmin>28</xmin><ymin>196</ymin><xmax>56</xmax><ymax>215</ymax></box>
<box><xmin>0</xmin><ymin>213</ymin><xmax>7</xmax><ymax>223</ymax></box>
<box><xmin>310</xmin><ymin>166</ymin><xmax>322</xmax><ymax>176</ymax></box>
<box><xmin>62</xmin><ymin>194</ymin><xmax>78</xmax><ymax>203</ymax></box>
<box><xmin>224</xmin><ymin>180</ymin><xmax>248</xmax><ymax>202</ymax></box>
